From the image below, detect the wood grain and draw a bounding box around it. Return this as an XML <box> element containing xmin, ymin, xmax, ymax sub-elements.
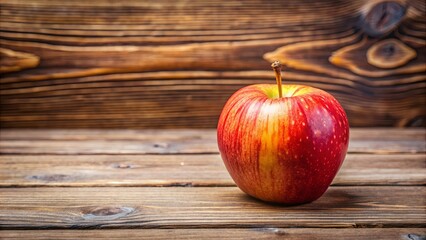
<box><xmin>1</xmin><ymin>228</ymin><xmax>425</xmax><ymax>240</ymax></box>
<box><xmin>0</xmin><ymin>47</ymin><xmax>40</xmax><ymax>73</ymax></box>
<box><xmin>0</xmin><ymin>129</ymin><xmax>424</xmax><ymax>235</ymax></box>
<box><xmin>0</xmin><ymin>186</ymin><xmax>425</xmax><ymax>229</ymax></box>
<box><xmin>1</xmin><ymin>0</ymin><xmax>425</xmax><ymax>128</ymax></box>
<box><xmin>2</xmin><ymin>128</ymin><xmax>425</xmax><ymax>140</ymax></box>
<box><xmin>0</xmin><ymin>129</ymin><xmax>218</xmax><ymax>141</ymax></box>
<box><xmin>0</xmin><ymin>154</ymin><xmax>424</xmax><ymax>187</ymax></box>
<box><xmin>1</xmin><ymin>129</ymin><xmax>424</xmax><ymax>154</ymax></box>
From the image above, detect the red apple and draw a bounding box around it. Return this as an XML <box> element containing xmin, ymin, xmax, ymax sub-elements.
<box><xmin>217</xmin><ymin>62</ymin><xmax>349</xmax><ymax>204</ymax></box>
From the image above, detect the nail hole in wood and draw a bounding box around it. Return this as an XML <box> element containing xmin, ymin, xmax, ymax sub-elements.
<box><xmin>153</xmin><ymin>143</ymin><xmax>169</xmax><ymax>148</ymax></box>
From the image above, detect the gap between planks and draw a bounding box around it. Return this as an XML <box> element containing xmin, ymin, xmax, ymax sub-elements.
<box><xmin>0</xmin><ymin>228</ymin><xmax>425</xmax><ymax>240</ymax></box>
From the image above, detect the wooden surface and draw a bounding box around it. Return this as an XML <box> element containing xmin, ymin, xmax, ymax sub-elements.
<box><xmin>1</xmin><ymin>186</ymin><xmax>425</xmax><ymax>229</ymax></box>
<box><xmin>0</xmin><ymin>128</ymin><xmax>425</xmax><ymax>154</ymax></box>
<box><xmin>0</xmin><ymin>154</ymin><xmax>425</xmax><ymax>187</ymax></box>
<box><xmin>1</xmin><ymin>0</ymin><xmax>425</xmax><ymax>128</ymax></box>
<box><xmin>0</xmin><ymin>128</ymin><xmax>425</xmax><ymax>239</ymax></box>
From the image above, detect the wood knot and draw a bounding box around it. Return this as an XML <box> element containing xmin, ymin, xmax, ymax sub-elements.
<box><xmin>405</xmin><ymin>233</ymin><xmax>426</xmax><ymax>240</ymax></box>
<box><xmin>81</xmin><ymin>206</ymin><xmax>134</xmax><ymax>221</ymax></box>
<box><xmin>111</xmin><ymin>162</ymin><xmax>134</xmax><ymax>169</ymax></box>
<box><xmin>367</xmin><ymin>38</ymin><xmax>416</xmax><ymax>68</ymax></box>
<box><xmin>255</xmin><ymin>228</ymin><xmax>287</xmax><ymax>236</ymax></box>
<box><xmin>361</xmin><ymin>1</ymin><xmax>406</xmax><ymax>37</ymax></box>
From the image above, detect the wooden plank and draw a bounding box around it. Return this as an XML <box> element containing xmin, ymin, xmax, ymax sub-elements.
<box><xmin>2</xmin><ymin>128</ymin><xmax>425</xmax><ymax>141</ymax></box>
<box><xmin>1</xmin><ymin>228</ymin><xmax>425</xmax><ymax>240</ymax></box>
<box><xmin>0</xmin><ymin>154</ymin><xmax>424</xmax><ymax>187</ymax></box>
<box><xmin>0</xmin><ymin>0</ymin><xmax>425</xmax><ymax>128</ymax></box>
<box><xmin>0</xmin><ymin>129</ymin><xmax>425</xmax><ymax>154</ymax></box>
<box><xmin>0</xmin><ymin>186</ymin><xmax>424</xmax><ymax>229</ymax></box>
<box><xmin>1</xmin><ymin>139</ymin><xmax>424</xmax><ymax>154</ymax></box>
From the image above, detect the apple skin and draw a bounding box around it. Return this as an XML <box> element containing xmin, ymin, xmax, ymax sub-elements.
<box><xmin>217</xmin><ymin>84</ymin><xmax>349</xmax><ymax>204</ymax></box>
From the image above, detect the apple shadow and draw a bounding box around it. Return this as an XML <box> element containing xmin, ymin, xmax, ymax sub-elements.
<box><xmin>239</xmin><ymin>188</ymin><xmax>360</xmax><ymax>210</ymax></box>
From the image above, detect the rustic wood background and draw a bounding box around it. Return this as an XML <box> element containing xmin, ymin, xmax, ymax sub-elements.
<box><xmin>0</xmin><ymin>0</ymin><xmax>425</xmax><ymax>128</ymax></box>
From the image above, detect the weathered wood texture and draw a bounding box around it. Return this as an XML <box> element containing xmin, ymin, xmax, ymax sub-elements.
<box><xmin>0</xmin><ymin>154</ymin><xmax>425</xmax><ymax>187</ymax></box>
<box><xmin>1</xmin><ymin>228</ymin><xmax>425</xmax><ymax>240</ymax></box>
<box><xmin>0</xmin><ymin>128</ymin><xmax>425</xmax><ymax>238</ymax></box>
<box><xmin>1</xmin><ymin>128</ymin><xmax>425</xmax><ymax>154</ymax></box>
<box><xmin>0</xmin><ymin>186</ymin><xmax>425</xmax><ymax>229</ymax></box>
<box><xmin>0</xmin><ymin>129</ymin><xmax>425</xmax><ymax>187</ymax></box>
<box><xmin>0</xmin><ymin>0</ymin><xmax>425</xmax><ymax>128</ymax></box>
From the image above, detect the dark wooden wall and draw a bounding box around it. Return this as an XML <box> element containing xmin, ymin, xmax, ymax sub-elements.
<box><xmin>0</xmin><ymin>0</ymin><xmax>425</xmax><ymax>128</ymax></box>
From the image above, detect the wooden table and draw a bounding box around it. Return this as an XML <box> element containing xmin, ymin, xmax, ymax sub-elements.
<box><xmin>0</xmin><ymin>128</ymin><xmax>425</xmax><ymax>239</ymax></box>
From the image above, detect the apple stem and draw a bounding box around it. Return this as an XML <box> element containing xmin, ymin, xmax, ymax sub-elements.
<box><xmin>271</xmin><ymin>61</ymin><xmax>283</xmax><ymax>98</ymax></box>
